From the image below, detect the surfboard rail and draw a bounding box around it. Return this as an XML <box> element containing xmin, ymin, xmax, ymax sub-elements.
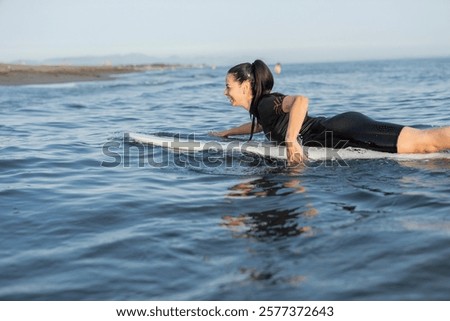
<box><xmin>127</xmin><ymin>132</ymin><xmax>450</xmax><ymax>161</ymax></box>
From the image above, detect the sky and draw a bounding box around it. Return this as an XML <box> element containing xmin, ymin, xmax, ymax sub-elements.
<box><xmin>1</xmin><ymin>0</ymin><xmax>449</xmax><ymax>64</ymax></box>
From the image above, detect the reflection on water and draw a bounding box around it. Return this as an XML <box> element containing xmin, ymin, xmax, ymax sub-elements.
<box><xmin>226</xmin><ymin>177</ymin><xmax>306</xmax><ymax>198</ymax></box>
<box><xmin>222</xmin><ymin>208</ymin><xmax>315</xmax><ymax>240</ymax></box>
<box><xmin>221</xmin><ymin>175</ymin><xmax>317</xmax><ymax>240</ymax></box>
<box><xmin>225</xmin><ymin>166</ymin><xmax>307</xmax><ymax>198</ymax></box>
<box><xmin>239</xmin><ymin>266</ymin><xmax>306</xmax><ymax>285</ymax></box>
<box><xmin>218</xmin><ymin>174</ymin><xmax>316</xmax><ymax>289</ymax></box>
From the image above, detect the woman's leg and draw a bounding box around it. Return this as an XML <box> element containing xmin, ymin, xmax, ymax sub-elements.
<box><xmin>397</xmin><ymin>126</ymin><xmax>450</xmax><ymax>153</ymax></box>
<box><xmin>317</xmin><ymin>112</ymin><xmax>403</xmax><ymax>153</ymax></box>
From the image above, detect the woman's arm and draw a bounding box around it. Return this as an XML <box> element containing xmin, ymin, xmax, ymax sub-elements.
<box><xmin>210</xmin><ymin>122</ymin><xmax>263</xmax><ymax>138</ymax></box>
<box><xmin>282</xmin><ymin>95</ymin><xmax>309</xmax><ymax>164</ymax></box>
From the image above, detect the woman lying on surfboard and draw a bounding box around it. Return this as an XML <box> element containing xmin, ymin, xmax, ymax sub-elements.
<box><xmin>211</xmin><ymin>59</ymin><xmax>450</xmax><ymax>165</ymax></box>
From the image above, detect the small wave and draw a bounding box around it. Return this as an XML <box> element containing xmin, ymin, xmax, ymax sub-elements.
<box><xmin>102</xmin><ymin>82</ymin><xmax>136</xmax><ymax>90</ymax></box>
<box><xmin>24</xmin><ymin>83</ymin><xmax>78</xmax><ymax>89</ymax></box>
<box><xmin>64</xmin><ymin>103</ymin><xmax>87</xmax><ymax>109</ymax></box>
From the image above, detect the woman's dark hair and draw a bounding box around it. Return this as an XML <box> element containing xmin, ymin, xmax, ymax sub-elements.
<box><xmin>227</xmin><ymin>59</ymin><xmax>274</xmax><ymax>140</ymax></box>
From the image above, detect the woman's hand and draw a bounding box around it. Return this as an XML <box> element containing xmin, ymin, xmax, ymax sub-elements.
<box><xmin>209</xmin><ymin>130</ymin><xmax>229</xmax><ymax>138</ymax></box>
<box><xmin>286</xmin><ymin>139</ymin><xmax>306</xmax><ymax>165</ymax></box>
<box><xmin>209</xmin><ymin>122</ymin><xmax>259</xmax><ymax>138</ymax></box>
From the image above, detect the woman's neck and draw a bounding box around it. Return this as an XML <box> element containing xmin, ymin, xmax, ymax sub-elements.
<box><xmin>242</xmin><ymin>96</ymin><xmax>253</xmax><ymax>111</ymax></box>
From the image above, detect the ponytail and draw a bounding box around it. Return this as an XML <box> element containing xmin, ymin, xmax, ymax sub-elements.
<box><xmin>227</xmin><ymin>59</ymin><xmax>274</xmax><ymax>141</ymax></box>
<box><xmin>249</xmin><ymin>59</ymin><xmax>274</xmax><ymax>116</ymax></box>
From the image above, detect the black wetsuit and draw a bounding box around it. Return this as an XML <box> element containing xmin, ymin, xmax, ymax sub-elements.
<box><xmin>256</xmin><ymin>93</ymin><xmax>404</xmax><ymax>153</ymax></box>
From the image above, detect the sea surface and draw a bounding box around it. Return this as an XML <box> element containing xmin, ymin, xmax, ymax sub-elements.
<box><xmin>1</xmin><ymin>58</ymin><xmax>449</xmax><ymax>300</ymax></box>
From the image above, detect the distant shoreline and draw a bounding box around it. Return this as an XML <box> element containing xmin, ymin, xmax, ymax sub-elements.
<box><xmin>0</xmin><ymin>63</ymin><xmax>182</xmax><ymax>86</ymax></box>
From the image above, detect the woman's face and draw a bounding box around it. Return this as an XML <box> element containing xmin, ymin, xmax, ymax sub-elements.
<box><xmin>224</xmin><ymin>74</ymin><xmax>251</xmax><ymax>110</ymax></box>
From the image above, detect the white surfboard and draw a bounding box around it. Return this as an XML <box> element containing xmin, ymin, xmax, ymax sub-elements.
<box><xmin>128</xmin><ymin>133</ymin><xmax>450</xmax><ymax>161</ymax></box>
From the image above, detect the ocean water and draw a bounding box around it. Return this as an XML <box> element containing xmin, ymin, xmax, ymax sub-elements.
<box><xmin>1</xmin><ymin>58</ymin><xmax>449</xmax><ymax>300</ymax></box>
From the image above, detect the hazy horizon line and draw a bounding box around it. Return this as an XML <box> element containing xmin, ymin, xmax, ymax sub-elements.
<box><xmin>2</xmin><ymin>52</ymin><xmax>450</xmax><ymax>67</ymax></box>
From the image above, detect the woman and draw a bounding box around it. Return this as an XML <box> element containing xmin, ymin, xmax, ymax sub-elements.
<box><xmin>211</xmin><ymin>60</ymin><xmax>450</xmax><ymax>164</ymax></box>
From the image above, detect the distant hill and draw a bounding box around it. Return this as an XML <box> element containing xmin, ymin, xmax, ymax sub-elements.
<box><xmin>11</xmin><ymin>53</ymin><xmax>217</xmax><ymax>66</ymax></box>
